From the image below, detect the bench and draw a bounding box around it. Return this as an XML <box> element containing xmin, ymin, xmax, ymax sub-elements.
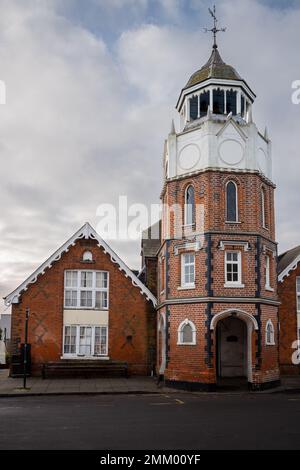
<box><xmin>42</xmin><ymin>360</ymin><xmax>128</xmax><ymax>379</ymax></box>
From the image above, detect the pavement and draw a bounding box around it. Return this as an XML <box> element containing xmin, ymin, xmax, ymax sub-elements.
<box><xmin>1</xmin><ymin>393</ymin><xmax>300</xmax><ymax>449</ymax></box>
<box><xmin>0</xmin><ymin>369</ymin><xmax>300</xmax><ymax>397</ymax></box>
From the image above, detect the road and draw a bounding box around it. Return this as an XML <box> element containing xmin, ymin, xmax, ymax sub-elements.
<box><xmin>0</xmin><ymin>393</ymin><xmax>300</xmax><ymax>450</ymax></box>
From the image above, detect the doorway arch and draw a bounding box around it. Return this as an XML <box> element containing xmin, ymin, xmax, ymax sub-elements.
<box><xmin>210</xmin><ymin>309</ymin><xmax>258</xmax><ymax>383</ymax></box>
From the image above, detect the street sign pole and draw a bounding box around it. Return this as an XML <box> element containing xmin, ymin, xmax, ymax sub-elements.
<box><xmin>23</xmin><ymin>308</ymin><xmax>30</xmax><ymax>389</ymax></box>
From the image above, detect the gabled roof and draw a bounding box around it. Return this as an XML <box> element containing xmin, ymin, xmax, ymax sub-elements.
<box><xmin>4</xmin><ymin>223</ymin><xmax>157</xmax><ymax>307</ymax></box>
<box><xmin>278</xmin><ymin>245</ymin><xmax>300</xmax><ymax>283</ymax></box>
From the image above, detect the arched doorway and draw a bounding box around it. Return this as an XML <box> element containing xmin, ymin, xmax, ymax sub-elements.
<box><xmin>216</xmin><ymin>317</ymin><xmax>247</xmax><ymax>378</ymax></box>
<box><xmin>210</xmin><ymin>309</ymin><xmax>258</xmax><ymax>384</ymax></box>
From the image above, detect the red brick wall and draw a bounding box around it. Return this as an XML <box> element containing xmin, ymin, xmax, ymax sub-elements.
<box><xmin>278</xmin><ymin>264</ymin><xmax>300</xmax><ymax>375</ymax></box>
<box><xmin>11</xmin><ymin>239</ymin><xmax>156</xmax><ymax>376</ymax></box>
<box><xmin>158</xmin><ymin>168</ymin><xmax>280</xmax><ymax>387</ymax></box>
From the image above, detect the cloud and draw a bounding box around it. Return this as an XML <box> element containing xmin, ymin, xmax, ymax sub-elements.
<box><xmin>0</xmin><ymin>0</ymin><xmax>299</xmax><ymax>310</ymax></box>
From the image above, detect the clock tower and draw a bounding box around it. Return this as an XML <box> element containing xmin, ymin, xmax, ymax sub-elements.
<box><xmin>157</xmin><ymin>9</ymin><xmax>280</xmax><ymax>391</ymax></box>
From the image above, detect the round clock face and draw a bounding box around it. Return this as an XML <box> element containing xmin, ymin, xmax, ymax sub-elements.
<box><xmin>219</xmin><ymin>139</ymin><xmax>244</xmax><ymax>165</ymax></box>
<box><xmin>179</xmin><ymin>144</ymin><xmax>200</xmax><ymax>171</ymax></box>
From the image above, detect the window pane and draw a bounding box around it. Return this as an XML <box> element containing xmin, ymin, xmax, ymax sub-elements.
<box><xmin>182</xmin><ymin>324</ymin><xmax>193</xmax><ymax>343</ymax></box>
<box><xmin>189</xmin><ymin>96</ymin><xmax>198</xmax><ymax>120</ymax></box>
<box><xmin>241</xmin><ymin>95</ymin><xmax>245</xmax><ymax>116</ymax></box>
<box><xmin>80</xmin><ymin>290</ymin><xmax>93</xmax><ymax>307</ymax></box>
<box><xmin>213</xmin><ymin>89</ymin><xmax>224</xmax><ymax>114</ymax></box>
<box><xmin>185</xmin><ymin>186</ymin><xmax>195</xmax><ymax>225</ymax></box>
<box><xmin>96</xmin><ymin>291</ymin><xmax>108</xmax><ymax>309</ymax></box>
<box><xmin>94</xmin><ymin>327</ymin><xmax>107</xmax><ymax>355</ymax></box>
<box><xmin>81</xmin><ymin>271</ymin><xmax>93</xmax><ymax>288</ymax></box>
<box><xmin>64</xmin><ymin>325</ymin><xmax>77</xmax><ymax>354</ymax></box>
<box><xmin>65</xmin><ymin>290</ymin><xmax>77</xmax><ymax>307</ymax></box>
<box><xmin>296</xmin><ymin>277</ymin><xmax>300</xmax><ymax>294</ymax></box>
<box><xmin>65</xmin><ymin>271</ymin><xmax>78</xmax><ymax>287</ymax></box>
<box><xmin>200</xmin><ymin>91</ymin><xmax>209</xmax><ymax>117</ymax></box>
<box><xmin>79</xmin><ymin>327</ymin><xmax>92</xmax><ymax>355</ymax></box>
<box><xmin>226</xmin><ymin>90</ymin><xmax>237</xmax><ymax>115</ymax></box>
<box><xmin>96</xmin><ymin>272</ymin><xmax>108</xmax><ymax>289</ymax></box>
<box><xmin>226</xmin><ymin>182</ymin><xmax>237</xmax><ymax>222</ymax></box>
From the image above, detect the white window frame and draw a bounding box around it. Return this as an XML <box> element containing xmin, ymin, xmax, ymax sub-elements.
<box><xmin>265</xmin><ymin>319</ymin><xmax>275</xmax><ymax>345</ymax></box>
<box><xmin>224</xmin><ymin>250</ymin><xmax>243</xmax><ymax>287</ymax></box>
<box><xmin>181</xmin><ymin>253</ymin><xmax>195</xmax><ymax>288</ymax></box>
<box><xmin>63</xmin><ymin>324</ymin><xmax>108</xmax><ymax>358</ymax></box>
<box><xmin>265</xmin><ymin>254</ymin><xmax>272</xmax><ymax>290</ymax></box>
<box><xmin>261</xmin><ymin>188</ymin><xmax>267</xmax><ymax>229</ymax></box>
<box><xmin>226</xmin><ymin>180</ymin><xmax>239</xmax><ymax>223</ymax></box>
<box><xmin>177</xmin><ymin>319</ymin><xmax>196</xmax><ymax>345</ymax></box>
<box><xmin>64</xmin><ymin>270</ymin><xmax>109</xmax><ymax>310</ymax></box>
<box><xmin>184</xmin><ymin>185</ymin><xmax>195</xmax><ymax>227</ymax></box>
<box><xmin>296</xmin><ymin>277</ymin><xmax>300</xmax><ymax>313</ymax></box>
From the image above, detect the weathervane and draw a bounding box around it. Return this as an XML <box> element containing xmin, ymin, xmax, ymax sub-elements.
<box><xmin>204</xmin><ymin>5</ymin><xmax>226</xmax><ymax>49</ymax></box>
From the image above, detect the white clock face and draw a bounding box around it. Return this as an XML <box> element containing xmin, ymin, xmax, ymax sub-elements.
<box><xmin>178</xmin><ymin>144</ymin><xmax>201</xmax><ymax>171</ymax></box>
<box><xmin>219</xmin><ymin>139</ymin><xmax>244</xmax><ymax>166</ymax></box>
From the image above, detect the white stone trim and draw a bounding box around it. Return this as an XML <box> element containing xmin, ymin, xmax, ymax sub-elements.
<box><xmin>210</xmin><ymin>309</ymin><xmax>258</xmax><ymax>331</ymax></box>
<box><xmin>278</xmin><ymin>254</ymin><xmax>300</xmax><ymax>283</ymax></box>
<box><xmin>4</xmin><ymin>222</ymin><xmax>157</xmax><ymax>307</ymax></box>
<box><xmin>174</xmin><ymin>240</ymin><xmax>201</xmax><ymax>256</ymax></box>
<box><xmin>177</xmin><ymin>319</ymin><xmax>196</xmax><ymax>345</ymax></box>
<box><xmin>265</xmin><ymin>319</ymin><xmax>275</xmax><ymax>345</ymax></box>
<box><xmin>219</xmin><ymin>240</ymin><xmax>250</xmax><ymax>252</ymax></box>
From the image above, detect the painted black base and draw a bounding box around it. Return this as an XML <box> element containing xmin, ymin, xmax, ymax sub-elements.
<box><xmin>165</xmin><ymin>379</ymin><xmax>217</xmax><ymax>392</ymax></box>
<box><xmin>248</xmin><ymin>380</ymin><xmax>281</xmax><ymax>391</ymax></box>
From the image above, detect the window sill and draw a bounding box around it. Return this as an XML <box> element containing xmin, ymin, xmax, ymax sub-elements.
<box><xmin>177</xmin><ymin>285</ymin><xmax>195</xmax><ymax>291</ymax></box>
<box><xmin>177</xmin><ymin>342</ymin><xmax>197</xmax><ymax>346</ymax></box>
<box><xmin>61</xmin><ymin>356</ymin><xmax>110</xmax><ymax>360</ymax></box>
<box><xmin>224</xmin><ymin>283</ymin><xmax>245</xmax><ymax>289</ymax></box>
<box><xmin>64</xmin><ymin>307</ymin><xmax>109</xmax><ymax>311</ymax></box>
<box><xmin>225</xmin><ymin>221</ymin><xmax>241</xmax><ymax>224</ymax></box>
<box><xmin>265</xmin><ymin>286</ymin><xmax>274</xmax><ymax>292</ymax></box>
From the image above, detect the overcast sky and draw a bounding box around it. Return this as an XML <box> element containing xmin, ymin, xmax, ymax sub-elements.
<box><xmin>0</xmin><ymin>0</ymin><xmax>300</xmax><ymax>311</ymax></box>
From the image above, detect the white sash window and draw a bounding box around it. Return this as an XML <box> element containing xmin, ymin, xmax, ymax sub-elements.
<box><xmin>64</xmin><ymin>270</ymin><xmax>109</xmax><ymax>309</ymax></box>
<box><xmin>64</xmin><ymin>325</ymin><xmax>108</xmax><ymax>357</ymax></box>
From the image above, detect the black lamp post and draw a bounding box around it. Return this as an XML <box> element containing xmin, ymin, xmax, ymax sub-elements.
<box><xmin>23</xmin><ymin>308</ymin><xmax>30</xmax><ymax>389</ymax></box>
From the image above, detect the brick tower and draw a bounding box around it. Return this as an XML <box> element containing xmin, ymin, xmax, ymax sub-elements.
<box><xmin>157</xmin><ymin>33</ymin><xmax>280</xmax><ymax>390</ymax></box>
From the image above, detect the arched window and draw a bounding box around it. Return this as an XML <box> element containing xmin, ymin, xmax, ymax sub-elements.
<box><xmin>266</xmin><ymin>319</ymin><xmax>275</xmax><ymax>345</ymax></box>
<box><xmin>178</xmin><ymin>319</ymin><xmax>196</xmax><ymax>345</ymax></box>
<box><xmin>213</xmin><ymin>89</ymin><xmax>224</xmax><ymax>114</ymax></box>
<box><xmin>226</xmin><ymin>181</ymin><xmax>238</xmax><ymax>222</ymax></box>
<box><xmin>82</xmin><ymin>250</ymin><xmax>93</xmax><ymax>262</ymax></box>
<box><xmin>184</xmin><ymin>185</ymin><xmax>195</xmax><ymax>226</ymax></box>
<box><xmin>200</xmin><ymin>91</ymin><xmax>210</xmax><ymax>117</ymax></box>
<box><xmin>261</xmin><ymin>188</ymin><xmax>267</xmax><ymax>228</ymax></box>
<box><xmin>226</xmin><ymin>90</ymin><xmax>237</xmax><ymax>115</ymax></box>
<box><xmin>189</xmin><ymin>96</ymin><xmax>198</xmax><ymax>120</ymax></box>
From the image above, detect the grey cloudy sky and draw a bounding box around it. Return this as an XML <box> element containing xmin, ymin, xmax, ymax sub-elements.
<box><xmin>0</xmin><ymin>0</ymin><xmax>299</xmax><ymax>310</ymax></box>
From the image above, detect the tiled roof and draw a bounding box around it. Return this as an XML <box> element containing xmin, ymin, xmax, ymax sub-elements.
<box><xmin>185</xmin><ymin>47</ymin><xmax>242</xmax><ymax>89</ymax></box>
<box><xmin>278</xmin><ymin>245</ymin><xmax>300</xmax><ymax>282</ymax></box>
